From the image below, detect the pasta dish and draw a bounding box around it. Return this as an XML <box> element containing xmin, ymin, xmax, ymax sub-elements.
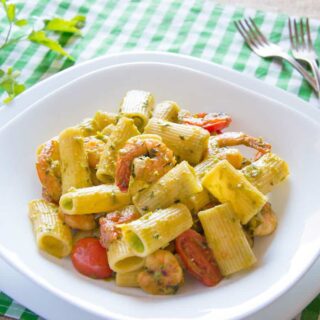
<box><xmin>28</xmin><ymin>90</ymin><xmax>289</xmax><ymax>295</ymax></box>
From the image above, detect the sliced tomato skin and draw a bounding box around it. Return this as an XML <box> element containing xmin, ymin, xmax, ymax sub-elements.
<box><xmin>175</xmin><ymin>229</ymin><xmax>223</xmax><ymax>287</ymax></box>
<box><xmin>71</xmin><ymin>237</ymin><xmax>113</xmax><ymax>279</ymax></box>
<box><xmin>182</xmin><ymin>112</ymin><xmax>232</xmax><ymax>134</ymax></box>
<box><xmin>202</xmin><ymin>121</ymin><xmax>230</xmax><ymax>133</ymax></box>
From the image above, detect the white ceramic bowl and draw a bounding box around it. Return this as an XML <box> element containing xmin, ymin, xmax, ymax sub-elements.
<box><xmin>0</xmin><ymin>62</ymin><xmax>320</xmax><ymax>320</ymax></box>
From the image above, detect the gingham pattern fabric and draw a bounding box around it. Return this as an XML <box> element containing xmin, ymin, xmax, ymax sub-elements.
<box><xmin>0</xmin><ymin>0</ymin><xmax>320</xmax><ymax>319</ymax></box>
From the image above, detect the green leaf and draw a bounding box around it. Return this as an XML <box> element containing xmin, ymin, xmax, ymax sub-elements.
<box><xmin>44</xmin><ymin>15</ymin><xmax>86</xmax><ymax>34</ymax></box>
<box><xmin>0</xmin><ymin>67</ymin><xmax>26</xmax><ymax>104</ymax></box>
<box><xmin>28</xmin><ymin>31</ymin><xmax>74</xmax><ymax>60</ymax></box>
<box><xmin>13</xmin><ymin>82</ymin><xmax>25</xmax><ymax>95</ymax></box>
<box><xmin>15</xmin><ymin>19</ymin><xmax>28</xmax><ymax>27</ymax></box>
<box><xmin>3</xmin><ymin>96</ymin><xmax>13</xmax><ymax>104</ymax></box>
<box><xmin>0</xmin><ymin>69</ymin><xmax>5</xmax><ymax>78</ymax></box>
<box><xmin>7</xmin><ymin>3</ymin><xmax>16</xmax><ymax>22</ymax></box>
<box><xmin>71</xmin><ymin>15</ymin><xmax>86</xmax><ymax>29</ymax></box>
<box><xmin>7</xmin><ymin>66</ymin><xmax>13</xmax><ymax>75</ymax></box>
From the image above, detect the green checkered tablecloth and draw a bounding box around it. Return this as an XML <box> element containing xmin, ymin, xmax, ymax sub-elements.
<box><xmin>1</xmin><ymin>0</ymin><xmax>320</xmax><ymax>319</ymax></box>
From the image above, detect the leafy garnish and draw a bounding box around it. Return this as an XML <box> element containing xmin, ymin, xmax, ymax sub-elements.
<box><xmin>14</xmin><ymin>19</ymin><xmax>28</xmax><ymax>27</ymax></box>
<box><xmin>44</xmin><ymin>16</ymin><xmax>86</xmax><ymax>34</ymax></box>
<box><xmin>28</xmin><ymin>31</ymin><xmax>74</xmax><ymax>60</ymax></box>
<box><xmin>6</xmin><ymin>3</ymin><xmax>16</xmax><ymax>22</ymax></box>
<box><xmin>0</xmin><ymin>0</ymin><xmax>86</xmax><ymax>103</ymax></box>
<box><xmin>0</xmin><ymin>67</ymin><xmax>26</xmax><ymax>103</ymax></box>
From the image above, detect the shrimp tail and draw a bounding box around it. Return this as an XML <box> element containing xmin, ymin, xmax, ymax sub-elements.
<box><xmin>115</xmin><ymin>158</ymin><xmax>132</xmax><ymax>192</ymax></box>
<box><xmin>243</xmin><ymin>136</ymin><xmax>271</xmax><ymax>154</ymax></box>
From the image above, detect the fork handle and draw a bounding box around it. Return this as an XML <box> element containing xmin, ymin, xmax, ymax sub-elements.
<box><xmin>309</xmin><ymin>60</ymin><xmax>320</xmax><ymax>97</ymax></box>
<box><xmin>279</xmin><ymin>52</ymin><xmax>319</xmax><ymax>94</ymax></box>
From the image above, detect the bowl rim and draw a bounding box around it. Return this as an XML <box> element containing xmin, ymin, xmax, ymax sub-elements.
<box><xmin>1</xmin><ymin>51</ymin><xmax>319</xmax><ymax>127</ymax></box>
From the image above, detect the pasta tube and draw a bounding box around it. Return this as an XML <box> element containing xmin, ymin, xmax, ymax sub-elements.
<box><xmin>101</xmin><ymin>124</ymin><xmax>116</xmax><ymax>136</ymax></box>
<box><xmin>77</xmin><ymin>118</ymin><xmax>99</xmax><ymax>137</ymax></box>
<box><xmin>152</xmin><ymin>100</ymin><xmax>180</xmax><ymax>122</ymax></box>
<box><xmin>121</xmin><ymin>204</ymin><xmax>193</xmax><ymax>257</ymax></box>
<box><xmin>195</xmin><ymin>148</ymin><xmax>244</xmax><ymax>180</ymax></box>
<box><xmin>59</xmin><ymin>184</ymin><xmax>131</xmax><ymax>215</ymax></box>
<box><xmin>133</xmin><ymin>161</ymin><xmax>202</xmax><ymax>214</ymax></box>
<box><xmin>194</xmin><ymin>156</ymin><xmax>220</xmax><ymax>180</ymax></box>
<box><xmin>242</xmin><ymin>153</ymin><xmax>289</xmax><ymax>194</ymax></box>
<box><xmin>119</xmin><ymin>90</ymin><xmax>154</xmax><ymax>130</ymax></box>
<box><xmin>198</xmin><ymin>203</ymin><xmax>256</xmax><ymax>276</ymax></box>
<box><xmin>29</xmin><ymin>199</ymin><xmax>72</xmax><ymax>258</ymax></box>
<box><xmin>202</xmin><ymin>160</ymin><xmax>267</xmax><ymax>224</ymax></box>
<box><xmin>144</xmin><ymin>118</ymin><xmax>209</xmax><ymax>165</ymax></box>
<box><xmin>59</xmin><ymin>127</ymin><xmax>92</xmax><ymax>194</ymax></box>
<box><xmin>92</xmin><ymin>111</ymin><xmax>117</xmax><ymax>131</ymax></box>
<box><xmin>115</xmin><ymin>268</ymin><xmax>143</xmax><ymax>287</ymax></box>
<box><xmin>77</xmin><ymin>112</ymin><xmax>117</xmax><ymax>137</ymax></box>
<box><xmin>183</xmin><ymin>189</ymin><xmax>211</xmax><ymax>212</ymax></box>
<box><xmin>108</xmin><ymin>239</ymin><xmax>145</xmax><ymax>273</ymax></box>
<box><xmin>96</xmin><ymin>117</ymin><xmax>140</xmax><ymax>182</ymax></box>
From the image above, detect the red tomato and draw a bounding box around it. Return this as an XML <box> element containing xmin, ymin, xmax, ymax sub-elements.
<box><xmin>71</xmin><ymin>238</ymin><xmax>113</xmax><ymax>279</ymax></box>
<box><xmin>181</xmin><ymin>112</ymin><xmax>232</xmax><ymax>133</ymax></box>
<box><xmin>175</xmin><ymin>229</ymin><xmax>223</xmax><ymax>286</ymax></box>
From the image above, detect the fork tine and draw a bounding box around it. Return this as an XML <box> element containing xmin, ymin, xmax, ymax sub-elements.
<box><xmin>234</xmin><ymin>21</ymin><xmax>255</xmax><ymax>49</ymax></box>
<box><xmin>234</xmin><ymin>21</ymin><xmax>249</xmax><ymax>42</ymax></box>
<box><xmin>244</xmin><ymin>18</ymin><xmax>264</xmax><ymax>46</ymax></box>
<box><xmin>300</xmin><ymin>19</ymin><xmax>306</xmax><ymax>48</ymax></box>
<box><xmin>288</xmin><ymin>18</ymin><xmax>295</xmax><ymax>49</ymax></box>
<box><xmin>293</xmin><ymin>19</ymin><xmax>300</xmax><ymax>47</ymax></box>
<box><xmin>234</xmin><ymin>21</ymin><xmax>246</xmax><ymax>40</ymax></box>
<box><xmin>306</xmin><ymin>18</ymin><xmax>313</xmax><ymax>49</ymax></box>
<box><xmin>238</xmin><ymin>20</ymin><xmax>258</xmax><ymax>48</ymax></box>
<box><xmin>249</xmin><ymin>17</ymin><xmax>268</xmax><ymax>44</ymax></box>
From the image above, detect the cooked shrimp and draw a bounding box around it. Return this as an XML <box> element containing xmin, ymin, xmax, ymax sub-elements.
<box><xmin>99</xmin><ymin>205</ymin><xmax>140</xmax><ymax>248</ymax></box>
<box><xmin>59</xmin><ymin>209</ymin><xmax>97</xmax><ymax>231</ymax></box>
<box><xmin>84</xmin><ymin>135</ymin><xmax>107</xmax><ymax>169</ymax></box>
<box><xmin>247</xmin><ymin>202</ymin><xmax>277</xmax><ymax>236</ymax></box>
<box><xmin>36</xmin><ymin>139</ymin><xmax>62</xmax><ymax>203</ymax></box>
<box><xmin>115</xmin><ymin>136</ymin><xmax>176</xmax><ymax>192</ymax></box>
<box><xmin>181</xmin><ymin>112</ymin><xmax>232</xmax><ymax>133</ymax></box>
<box><xmin>137</xmin><ymin>250</ymin><xmax>184</xmax><ymax>295</ymax></box>
<box><xmin>254</xmin><ymin>203</ymin><xmax>277</xmax><ymax>236</ymax></box>
<box><xmin>211</xmin><ymin>132</ymin><xmax>271</xmax><ymax>155</ymax></box>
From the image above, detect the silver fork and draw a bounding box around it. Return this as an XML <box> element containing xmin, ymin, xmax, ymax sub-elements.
<box><xmin>288</xmin><ymin>18</ymin><xmax>320</xmax><ymax>95</ymax></box>
<box><xmin>234</xmin><ymin>18</ymin><xmax>319</xmax><ymax>94</ymax></box>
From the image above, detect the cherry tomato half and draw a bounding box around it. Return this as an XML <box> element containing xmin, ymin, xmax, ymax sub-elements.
<box><xmin>182</xmin><ymin>112</ymin><xmax>232</xmax><ymax>133</ymax></box>
<box><xmin>175</xmin><ymin>229</ymin><xmax>223</xmax><ymax>286</ymax></box>
<box><xmin>71</xmin><ymin>237</ymin><xmax>113</xmax><ymax>279</ymax></box>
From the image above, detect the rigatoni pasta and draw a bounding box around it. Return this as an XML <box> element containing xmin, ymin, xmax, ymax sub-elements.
<box><xmin>144</xmin><ymin>118</ymin><xmax>209</xmax><ymax>165</ymax></box>
<box><xmin>59</xmin><ymin>184</ymin><xmax>131</xmax><ymax>215</ymax></box>
<box><xmin>29</xmin><ymin>199</ymin><xmax>72</xmax><ymax>258</ymax></box>
<box><xmin>119</xmin><ymin>90</ymin><xmax>154</xmax><ymax>130</ymax></box>
<box><xmin>107</xmin><ymin>238</ymin><xmax>145</xmax><ymax>273</ymax></box>
<box><xmin>242</xmin><ymin>152</ymin><xmax>289</xmax><ymax>194</ymax></box>
<box><xmin>31</xmin><ymin>89</ymin><xmax>289</xmax><ymax>296</ymax></box>
<box><xmin>93</xmin><ymin>111</ymin><xmax>118</xmax><ymax>131</ymax></box>
<box><xmin>115</xmin><ymin>268</ymin><xmax>143</xmax><ymax>287</ymax></box>
<box><xmin>121</xmin><ymin>204</ymin><xmax>193</xmax><ymax>257</ymax></box>
<box><xmin>202</xmin><ymin>160</ymin><xmax>267</xmax><ymax>224</ymax></box>
<box><xmin>59</xmin><ymin>127</ymin><xmax>92</xmax><ymax>194</ymax></box>
<box><xmin>152</xmin><ymin>100</ymin><xmax>180</xmax><ymax>122</ymax></box>
<box><xmin>133</xmin><ymin>161</ymin><xmax>202</xmax><ymax>214</ymax></box>
<box><xmin>182</xmin><ymin>189</ymin><xmax>211</xmax><ymax>213</ymax></box>
<box><xmin>198</xmin><ymin>203</ymin><xmax>257</xmax><ymax>276</ymax></box>
<box><xmin>96</xmin><ymin>117</ymin><xmax>140</xmax><ymax>182</ymax></box>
